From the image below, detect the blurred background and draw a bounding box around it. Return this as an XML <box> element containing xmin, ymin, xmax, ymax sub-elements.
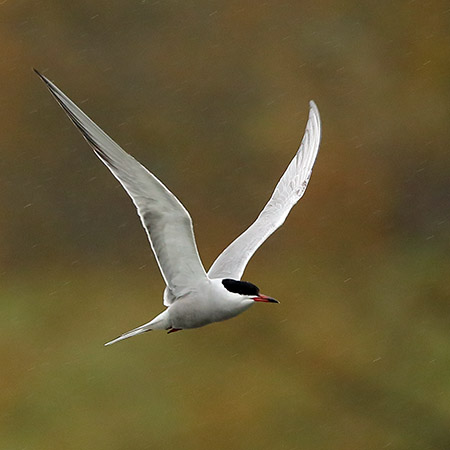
<box><xmin>1</xmin><ymin>1</ymin><xmax>450</xmax><ymax>449</ymax></box>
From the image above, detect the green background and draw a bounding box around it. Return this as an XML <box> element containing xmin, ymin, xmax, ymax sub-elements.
<box><xmin>2</xmin><ymin>1</ymin><xmax>450</xmax><ymax>449</ymax></box>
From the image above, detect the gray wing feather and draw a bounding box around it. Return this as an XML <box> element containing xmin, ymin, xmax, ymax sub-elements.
<box><xmin>36</xmin><ymin>70</ymin><xmax>207</xmax><ymax>298</ymax></box>
<box><xmin>208</xmin><ymin>101</ymin><xmax>321</xmax><ymax>280</ymax></box>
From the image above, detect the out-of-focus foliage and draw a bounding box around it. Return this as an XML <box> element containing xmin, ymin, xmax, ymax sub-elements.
<box><xmin>1</xmin><ymin>1</ymin><xmax>450</xmax><ymax>449</ymax></box>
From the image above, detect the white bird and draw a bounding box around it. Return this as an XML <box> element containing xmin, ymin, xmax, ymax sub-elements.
<box><xmin>35</xmin><ymin>69</ymin><xmax>321</xmax><ymax>346</ymax></box>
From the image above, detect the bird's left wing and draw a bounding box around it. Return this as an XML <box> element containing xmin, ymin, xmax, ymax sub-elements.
<box><xmin>35</xmin><ymin>70</ymin><xmax>207</xmax><ymax>297</ymax></box>
<box><xmin>208</xmin><ymin>101</ymin><xmax>321</xmax><ymax>280</ymax></box>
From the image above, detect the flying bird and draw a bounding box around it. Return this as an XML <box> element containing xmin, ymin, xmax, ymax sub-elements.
<box><xmin>35</xmin><ymin>69</ymin><xmax>321</xmax><ymax>346</ymax></box>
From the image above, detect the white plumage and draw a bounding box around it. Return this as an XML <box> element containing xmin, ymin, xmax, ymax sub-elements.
<box><xmin>35</xmin><ymin>70</ymin><xmax>321</xmax><ymax>346</ymax></box>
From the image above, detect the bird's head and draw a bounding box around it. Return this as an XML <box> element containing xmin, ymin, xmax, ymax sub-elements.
<box><xmin>221</xmin><ymin>279</ymin><xmax>279</xmax><ymax>304</ymax></box>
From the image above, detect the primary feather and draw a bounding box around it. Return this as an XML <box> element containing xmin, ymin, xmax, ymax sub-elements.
<box><xmin>35</xmin><ymin>70</ymin><xmax>207</xmax><ymax>298</ymax></box>
<box><xmin>208</xmin><ymin>101</ymin><xmax>321</xmax><ymax>280</ymax></box>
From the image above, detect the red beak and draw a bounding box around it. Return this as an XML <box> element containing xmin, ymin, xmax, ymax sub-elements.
<box><xmin>252</xmin><ymin>294</ymin><xmax>279</xmax><ymax>303</ymax></box>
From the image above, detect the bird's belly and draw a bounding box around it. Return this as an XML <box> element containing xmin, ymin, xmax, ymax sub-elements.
<box><xmin>168</xmin><ymin>299</ymin><xmax>252</xmax><ymax>329</ymax></box>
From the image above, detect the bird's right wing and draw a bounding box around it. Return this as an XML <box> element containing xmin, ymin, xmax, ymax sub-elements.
<box><xmin>208</xmin><ymin>101</ymin><xmax>321</xmax><ymax>280</ymax></box>
<box><xmin>36</xmin><ymin>70</ymin><xmax>208</xmax><ymax>298</ymax></box>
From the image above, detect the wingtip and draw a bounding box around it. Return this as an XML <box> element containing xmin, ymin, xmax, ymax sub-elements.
<box><xmin>33</xmin><ymin>68</ymin><xmax>50</xmax><ymax>85</ymax></box>
<box><xmin>309</xmin><ymin>100</ymin><xmax>318</xmax><ymax>111</ymax></box>
<box><xmin>33</xmin><ymin>67</ymin><xmax>43</xmax><ymax>78</ymax></box>
<box><xmin>308</xmin><ymin>100</ymin><xmax>321</xmax><ymax>131</ymax></box>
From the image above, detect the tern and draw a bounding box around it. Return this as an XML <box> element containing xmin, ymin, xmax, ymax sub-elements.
<box><xmin>35</xmin><ymin>69</ymin><xmax>321</xmax><ymax>346</ymax></box>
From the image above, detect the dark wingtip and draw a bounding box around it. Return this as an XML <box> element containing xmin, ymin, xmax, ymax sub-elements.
<box><xmin>33</xmin><ymin>68</ymin><xmax>51</xmax><ymax>86</ymax></box>
<box><xmin>33</xmin><ymin>67</ymin><xmax>43</xmax><ymax>78</ymax></box>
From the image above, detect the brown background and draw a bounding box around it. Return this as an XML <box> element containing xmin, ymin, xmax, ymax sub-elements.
<box><xmin>1</xmin><ymin>1</ymin><xmax>450</xmax><ymax>449</ymax></box>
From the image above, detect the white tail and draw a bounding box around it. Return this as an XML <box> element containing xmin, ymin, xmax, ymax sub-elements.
<box><xmin>104</xmin><ymin>310</ymin><xmax>170</xmax><ymax>346</ymax></box>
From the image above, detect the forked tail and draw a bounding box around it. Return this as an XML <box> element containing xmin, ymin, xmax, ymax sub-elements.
<box><xmin>104</xmin><ymin>310</ymin><xmax>170</xmax><ymax>346</ymax></box>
